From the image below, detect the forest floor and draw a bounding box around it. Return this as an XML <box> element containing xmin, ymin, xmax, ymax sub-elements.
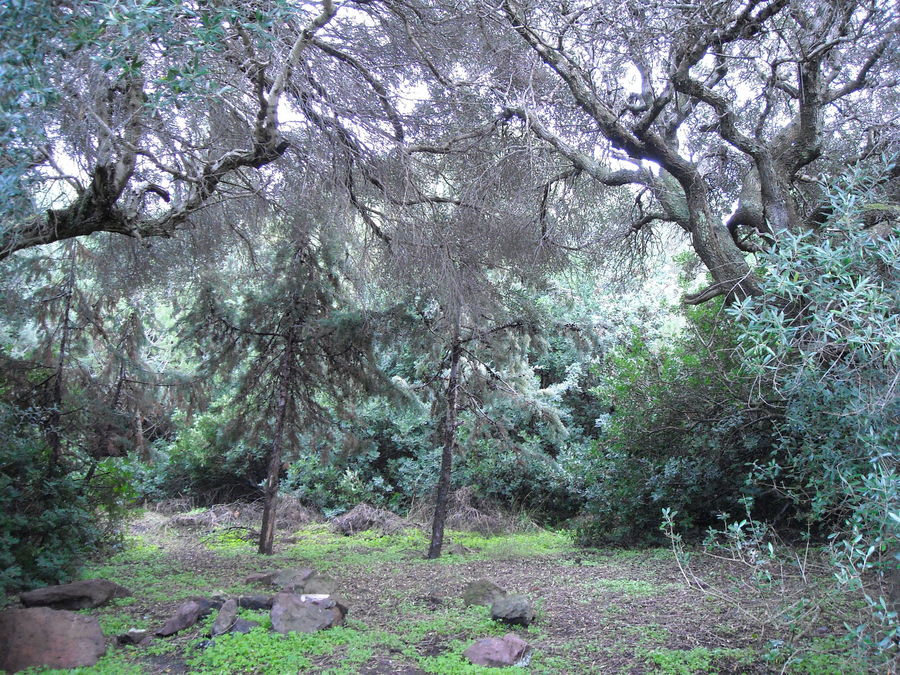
<box><xmin>14</xmin><ymin>506</ymin><xmax>871</xmax><ymax>674</ymax></box>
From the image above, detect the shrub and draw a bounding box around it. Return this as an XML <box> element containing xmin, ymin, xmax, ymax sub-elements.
<box><xmin>578</xmin><ymin>301</ymin><xmax>777</xmax><ymax>545</ymax></box>
<box><xmin>727</xmin><ymin>161</ymin><xmax>899</xmax><ymax>658</ymax></box>
<box><xmin>0</xmin><ymin>403</ymin><xmax>129</xmax><ymax>596</ymax></box>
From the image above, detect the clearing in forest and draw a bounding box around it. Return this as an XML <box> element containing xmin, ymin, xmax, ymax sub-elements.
<box><xmin>9</xmin><ymin>507</ymin><xmax>868</xmax><ymax>674</ymax></box>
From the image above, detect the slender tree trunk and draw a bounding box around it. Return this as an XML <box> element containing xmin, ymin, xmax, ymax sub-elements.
<box><xmin>47</xmin><ymin>244</ymin><xmax>76</xmax><ymax>470</ymax></box>
<box><xmin>134</xmin><ymin>410</ymin><xmax>147</xmax><ymax>462</ymax></box>
<box><xmin>427</xmin><ymin>325</ymin><xmax>462</xmax><ymax>560</ymax></box>
<box><xmin>258</xmin><ymin>337</ymin><xmax>293</xmax><ymax>555</ymax></box>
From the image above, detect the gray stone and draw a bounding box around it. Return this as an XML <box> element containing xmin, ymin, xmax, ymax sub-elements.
<box><xmin>230</xmin><ymin>618</ymin><xmax>259</xmax><ymax>634</ymax></box>
<box><xmin>116</xmin><ymin>629</ymin><xmax>151</xmax><ymax>646</ymax></box>
<box><xmin>273</xmin><ymin>567</ymin><xmax>315</xmax><ymax>592</ymax></box>
<box><xmin>211</xmin><ymin>599</ymin><xmax>237</xmax><ymax>637</ymax></box>
<box><xmin>237</xmin><ymin>595</ymin><xmax>274</xmax><ymax>610</ymax></box>
<box><xmin>0</xmin><ymin>607</ymin><xmax>106</xmax><ymax>672</ymax></box>
<box><xmin>463</xmin><ymin>633</ymin><xmax>531</xmax><ymax>667</ymax></box>
<box><xmin>20</xmin><ymin>578</ymin><xmax>132</xmax><ymax>610</ymax></box>
<box><xmin>491</xmin><ymin>594</ymin><xmax>535</xmax><ymax>627</ymax></box>
<box><xmin>156</xmin><ymin>598</ymin><xmax>217</xmax><ymax>636</ymax></box>
<box><xmin>270</xmin><ymin>593</ymin><xmax>346</xmax><ymax>633</ymax></box>
<box><xmin>302</xmin><ymin>573</ymin><xmax>338</xmax><ymax>596</ymax></box>
<box><xmin>462</xmin><ymin>579</ymin><xmax>506</xmax><ymax>607</ymax></box>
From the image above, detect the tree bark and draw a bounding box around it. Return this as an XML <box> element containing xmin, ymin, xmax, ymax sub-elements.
<box><xmin>427</xmin><ymin>323</ymin><xmax>462</xmax><ymax>560</ymax></box>
<box><xmin>258</xmin><ymin>336</ymin><xmax>294</xmax><ymax>555</ymax></box>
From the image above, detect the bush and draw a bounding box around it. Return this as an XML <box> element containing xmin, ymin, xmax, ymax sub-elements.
<box><xmin>578</xmin><ymin>301</ymin><xmax>777</xmax><ymax>546</ymax></box>
<box><xmin>0</xmin><ymin>403</ymin><xmax>129</xmax><ymax>596</ymax></box>
<box><xmin>727</xmin><ymin>162</ymin><xmax>899</xmax><ymax>658</ymax></box>
<box><xmin>129</xmin><ymin>408</ymin><xmax>268</xmax><ymax>505</ymax></box>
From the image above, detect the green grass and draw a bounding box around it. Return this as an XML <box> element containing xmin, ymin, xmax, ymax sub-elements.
<box><xmin>201</xmin><ymin>529</ymin><xmax>256</xmax><ymax>554</ymax></box>
<box><xmin>587</xmin><ymin>578</ymin><xmax>674</xmax><ymax>597</ymax></box>
<box><xmin>17</xmin><ymin>651</ymin><xmax>144</xmax><ymax>675</ymax></box>
<box><xmin>642</xmin><ymin>646</ymin><xmax>756</xmax><ymax>674</ymax></box>
<box><xmin>448</xmin><ymin>529</ymin><xmax>574</xmax><ymax>559</ymax></box>
<box><xmin>396</xmin><ymin>603</ymin><xmax>508</xmax><ymax>642</ymax></box>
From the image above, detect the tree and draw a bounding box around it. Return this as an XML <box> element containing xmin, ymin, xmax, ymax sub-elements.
<box><xmin>187</xmin><ymin>220</ymin><xmax>387</xmax><ymax>554</ymax></box>
<box><xmin>0</xmin><ymin>0</ymin><xmax>424</xmax><ymax>260</ymax></box>
<box><xmin>410</xmin><ymin>0</ymin><xmax>898</xmax><ymax>303</ymax></box>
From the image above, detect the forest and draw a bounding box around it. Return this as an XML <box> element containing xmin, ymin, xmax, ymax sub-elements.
<box><xmin>0</xmin><ymin>0</ymin><xmax>897</xmax><ymax>673</ymax></box>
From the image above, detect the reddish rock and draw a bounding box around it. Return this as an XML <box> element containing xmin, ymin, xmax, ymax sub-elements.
<box><xmin>463</xmin><ymin>633</ymin><xmax>531</xmax><ymax>667</ymax></box>
<box><xmin>20</xmin><ymin>578</ymin><xmax>132</xmax><ymax>610</ymax></box>
<box><xmin>156</xmin><ymin>598</ymin><xmax>217</xmax><ymax>636</ymax></box>
<box><xmin>0</xmin><ymin>607</ymin><xmax>106</xmax><ymax>672</ymax></box>
<box><xmin>270</xmin><ymin>593</ymin><xmax>346</xmax><ymax>633</ymax></box>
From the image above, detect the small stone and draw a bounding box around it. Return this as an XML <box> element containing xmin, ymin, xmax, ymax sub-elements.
<box><xmin>273</xmin><ymin>567</ymin><xmax>315</xmax><ymax>592</ymax></box>
<box><xmin>230</xmin><ymin>618</ymin><xmax>259</xmax><ymax>634</ymax></box>
<box><xmin>302</xmin><ymin>573</ymin><xmax>338</xmax><ymax>596</ymax></box>
<box><xmin>463</xmin><ymin>633</ymin><xmax>531</xmax><ymax>667</ymax></box>
<box><xmin>245</xmin><ymin>571</ymin><xmax>277</xmax><ymax>586</ymax></box>
<box><xmin>211</xmin><ymin>599</ymin><xmax>237</xmax><ymax>637</ymax></box>
<box><xmin>237</xmin><ymin>595</ymin><xmax>274</xmax><ymax>610</ymax></box>
<box><xmin>156</xmin><ymin>598</ymin><xmax>217</xmax><ymax>636</ymax></box>
<box><xmin>116</xmin><ymin>629</ymin><xmax>151</xmax><ymax>646</ymax></box>
<box><xmin>491</xmin><ymin>594</ymin><xmax>535</xmax><ymax>627</ymax></box>
<box><xmin>462</xmin><ymin>579</ymin><xmax>507</xmax><ymax>607</ymax></box>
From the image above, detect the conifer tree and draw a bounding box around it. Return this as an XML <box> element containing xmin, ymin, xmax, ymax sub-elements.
<box><xmin>187</xmin><ymin>220</ymin><xmax>388</xmax><ymax>554</ymax></box>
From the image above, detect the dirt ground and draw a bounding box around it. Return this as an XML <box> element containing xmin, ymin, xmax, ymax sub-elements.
<box><xmin>7</xmin><ymin>506</ymin><xmax>873</xmax><ymax>674</ymax></box>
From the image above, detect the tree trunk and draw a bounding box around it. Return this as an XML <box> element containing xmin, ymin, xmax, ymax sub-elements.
<box><xmin>258</xmin><ymin>338</ymin><xmax>293</xmax><ymax>555</ymax></box>
<box><xmin>47</xmin><ymin>245</ymin><xmax>76</xmax><ymax>470</ymax></box>
<box><xmin>427</xmin><ymin>326</ymin><xmax>462</xmax><ymax>560</ymax></box>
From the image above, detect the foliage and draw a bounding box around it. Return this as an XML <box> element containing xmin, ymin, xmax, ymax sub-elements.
<box><xmin>726</xmin><ymin>162</ymin><xmax>900</xmax><ymax>660</ymax></box>
<box><xmin>579</xmin><ymin>297</ymin><xmax>776</xmax><ymax>545</ymax></box>
<box><xmin>0</xmin><ymin>402</ymin><xmax>130</xmax><ymax>596</ymax></box>
<box><xmin>129</xmin><ymin>406</ymin><xmax>268</xmax><ymax>505</ymax></box>
<box><xmin>186</xmin><ymin>624</ymin><xmax>371</xmax><ymax>674</ymax></box>
<box><xmin>642</xmin><ymin>646</ymin><xmax>756</xmax><ymax>675</ymax></box>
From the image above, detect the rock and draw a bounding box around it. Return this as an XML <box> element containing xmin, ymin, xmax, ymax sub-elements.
<box><xmin>237</xmin><ymin>595</ymin><xmax>274</xmax><ymax>610</ymax></box>
<box><xmin>230</xmin><ymin>618</ymin><xmax>259</xmax><ymax>634</ymax></box>
<box><xmin>302</xmin><ymin>573</ymin><xmax>338</xmax><ymax>596</ymax></box>
<box><xmin>156</xmin><ymin>598</ymin><xmax>217</xmax><ymax>636</ymax></box>
<box><xmin>245</xmin><ymin>571</ymin><xmax>278</xmax><ymax>585</ymax></box>
<box><xmin>491</xmin><ymin>595</ymin><xmax>535</xmax><ymax>627</ymax></box>
<box><xmin>330</xmin><ymin>503</ymin><xmax>406</xmax><ymax>535</ymax></box>
<box><xmin>273</xmin><ymin>567</ymin><xmax>315</xmax><ymax>592</ymax></box>
<box><xmin>116</xmin><ymin>629</ymin><xmax>151</xmax><ymax>646</ymax></box>
<box><xmin>20</xmin><ymin>578</ymin><xmax>132</xmax><ymax>610</ymax></box>
<box><xmin>0</xmin><ymin>607</ymin><xmax>106</xmax><ymax>672</ymax></box>
<box><xmin>211</xmin><ymin>599</ymin><xmax>237</xmax><ymax>636</ymax></box>
<box><xmin>462</xmin><ymin>579</ymin><xmax>506</xmax><ymax>607</ymax></box>
<box><xmin>463</xmin><ymin>633</ymin><xmax>531</xmax><ymax>667</ymax></box>
<box><xmin>270</xmin><ymin>592</ymin><xmax>347</xmax><ymax>633</ymax></box>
